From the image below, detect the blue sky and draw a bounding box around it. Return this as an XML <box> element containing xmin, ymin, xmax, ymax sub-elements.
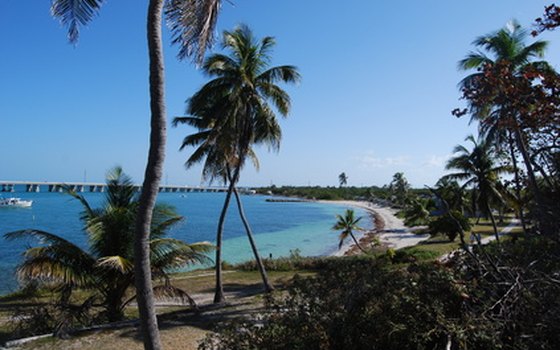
<box><xmin>1</xmin><ymin>0</ymin><xmax>559</xmax><ymax>187</ymax></box>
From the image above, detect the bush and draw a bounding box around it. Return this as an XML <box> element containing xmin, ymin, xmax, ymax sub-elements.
<box><xmin>234</xmin><ymin>253</ymin><xmax>378</xmax><ymax>272</ymax></box>
<box><xmin>391</xmin><ymin>247</ymin><xmax>440</xmax><ymax>263</ymax></box>
<box><xmin>200</xmin><ymin>259</ymin><xmax>465</xmax><ymax>349</ymax></box>
<box><xmin>200</xmin><ymin>237</ymin><xmax>560</xmax><ymax>350</ymax></box>
<box><xmin>428</xmin><ymin>210</ymin><xmax>471</xmax><ymax>241</ymax></box>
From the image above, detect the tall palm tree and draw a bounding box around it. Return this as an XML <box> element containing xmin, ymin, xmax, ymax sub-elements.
<box><xmin>332</xmin><ymin>209</ymin><xmax>366</xmax><ymax>253</ymax></box>
<box><xmin>402</xmin><ymin>197</ymin><xmax>431</xmax><ymax>227</ymax></box>
<box><xmin>444</xmin><ymin>135</ymin><xmax>510</xmax><ymax>241</ymax></box>
<box><xmin>339</xmin><ymin>172</ymin><xmax>348</xmax><ymax>187</ymax></box>
<box><xmin>434</xmin><ymin>177</ymin><xmax>470</xmax><ymax>215</ymax></box>
<box><xmin>50</xmin><ymin>1</ymin><xmax>222</xmax><ymax>348</ymax></box>
<box><xmin>4</xmin><ymin>167</ymin><xmax>211</xmax><ymax>323</ymax></box>
<box><xmin>459</xmin><ymin>20</ymin><xmax>550</xmax><ymax>234</ymax></box>
<box><xmin>173</xmin><ymin>110</ymin><xmax>240</xmax><ymax>303</ymax></box>
<box><xmin>174</xmin><ymin>24</ymin><xmax>300</xmax><ymax>303</ymax></box>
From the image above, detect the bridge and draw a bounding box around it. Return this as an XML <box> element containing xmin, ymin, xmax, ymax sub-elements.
<box><xmin>0</xmin><ymin>181</ymin><xmax>238</xmax><ymax>194</ymax></box>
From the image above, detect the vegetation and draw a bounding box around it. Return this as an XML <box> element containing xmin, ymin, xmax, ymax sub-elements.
<box><xmin>200</xmin><ymin>237</ymin><xmax>560</xmax><ymax>350</ymax></box>
<box><xmin>428</xmin><ymin>210</ymin><xmax>472</xmax><ymax>241</ymax></box>
<box><xmin>6</xmin><ymin>6</ymin><xmax>560</xmax><ymax>350</ymax></box>
<box><xmin>48</xmin><ymin>1</ymin><xmax>223</xmax><ymax>348</ymax></box>
<box><xmin>444</xmin><ymin>134</ymin><xmax>509</xmax><ymax>241</ymax></box>
<box><xmin>257</xmin><ymin>185</ymin><xmax>390</xmax><ymax>201</ymax></box>
<box><xmin>4</xmin><ymin>168</ymin><xmax>211</xmax><ymax>333</ymax></box>
<box><xmin>455</xmin><ymin>20</ymin><xmax>559</xmax><ymax>235</ymax></box>
<box><xmin>338</xmin><ymin>172</ymin><xmax>348</xmax><ymax>187</ymax></box>
<box><xmin>173</xmin><ymin>25</ymin><xmax>300</xmax><ymax>303</ymax></box>
<box><xmin>388</xmin><ymin>172</ymin><xmax>411</xmax><ymax>207</ymax></box>
<box><xmin>332</xmin><ymin>209</ymin><xmax>366</xmax><ymax>253</ymax></box>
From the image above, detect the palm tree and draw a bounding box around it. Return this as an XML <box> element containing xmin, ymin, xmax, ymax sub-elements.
<box><xmin>332</xmin><ymin>209</ymin><xmax>366</xmax><ymax>253</ymax></box>
<box><xmin>173</xmin><ymin>110</ymin><xmax>239</xmax><ymax>303</ymax></box>
<box><xmin>444</xmin><ymin>135</ymin><xmax>510</xmax><ymax>241</ymax></box>
<box><xmin>50</xmin><ymin>1</ymin><xmax>222</xmax><ymax>347</ymax></box>
<box><xmin>339</xmin><ymin>172</ymin><xmax>348</xmax><ymax>187</ymax></box>
<box><xmin>434</xmin><ymin>177</ymin><xmax>470</xmax><ymax>215</ymax></box>
<box><xmin>174</xmin><ymin>25</ymin><xmax>300</xmax><ymax>303</ymax></box>
<box><xmin>402</xmin><ymin>197</ymin><xmax>431</xmax><ymax>227</ymax></box>
<box><xmin>459</xmin><ymin>20</ymin><xmax>550</xmax><ymax>234</ymax></box>
<box><xmin>4</xmin><ymin>167</ymin><xmax>212</xmax><ymax>323</ymax></box>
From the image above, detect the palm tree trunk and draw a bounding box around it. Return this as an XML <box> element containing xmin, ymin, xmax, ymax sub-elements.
<box><xmin>213</xmin><ymin>175</ymin><xmax>237</xmax><ymax>304</ymax></box>
<box><xmin>349</xmin><ymin>232</ymin><xmax>367</xmax><ymax>253</ymax></box>
<box><xmin>507</xmin><ymin>132</ymin><xmax>528</xmax><ymax>233</ymax></box>
<box><xmin>513</xmin><ymin>127</ymin><xmax>548</xmax><ymax>234</ymax></box>
<box><xmin>485</xmin><ymin>202</ymin><xmax>500</xmax><ymax>243</ymax></box>
<box><xmin>133</xmin><ymin>1</ymin><xmax>165</xmax><ymax>349</ymax></box>
<box><xmin>232</xmin><ymin>186</ymin><xmax>274</xmax><ymax>293</ymax></box>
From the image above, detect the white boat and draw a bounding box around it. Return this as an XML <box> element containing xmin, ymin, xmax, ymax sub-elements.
<box><xmin>0</xmin><ymin>197</ymin><xmax>33</xmax><ymax>208</ymax></box>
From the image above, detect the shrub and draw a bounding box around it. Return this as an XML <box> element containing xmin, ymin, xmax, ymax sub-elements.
<box><xmin>200</xmin><ymin>259</ymin><xmax>465</xmax><ymax>349</ymax></box>
<box><xmin>200</xmin><ymin>237</ymin><xmax>560</xmax><ymax>350</ymax></box>
<box><xmin>428</xmin><ymin>210</ymin><xmax>471</xmax><ymax>241</ymax></box>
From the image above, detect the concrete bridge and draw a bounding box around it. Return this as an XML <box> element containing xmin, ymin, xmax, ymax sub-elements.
<box><xmin>0</xmin><ymin>181</ymin><xmax>238</xmax><ymax>194</ymax></box>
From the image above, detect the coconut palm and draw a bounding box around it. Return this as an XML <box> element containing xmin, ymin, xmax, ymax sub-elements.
<box><xmin>333</xmin><ymin>209</ymin><xmax>366</xmax><ymax>253</ymax></box>
<box><xmin>49</xmin><ymin>1</ymin><xmax>222</xmax><ymax>347</ymax></box>
<box><xmin>174</xmin><ymin>24</ymin><xmax>300</xmax><ymax>303</ymax></box>
<box><xmin>444</xmin><ymin>135</ymin><xmax>510</xmax><ymax>241</ymax></box>
<box><xmin>339</xmin><ymin>173</ymin><xmax>348</xmax><ymax>187</ymax></box>
<box><xmin>434</xmin><ymin>177</ymin><xmax>470</xmax><ymax>215</ymax></box>
<box><xmin>459</xmin><ymin>20</ymin><xmax>551</xmax><ymax>233</ymax></box>
<box><xmin>173</xmin><ymin>109</ymin><xmax>241</xmax><ymax>303</ymax></box>
<box><xmin>4</xmin><ymin>167</ymin><xmax>212</xmax><ymax>323</ymax></box>
<box><xmin>402</xmin><ymin>197</ymin><xmax>431</xmax><ymax>227</ymax></box>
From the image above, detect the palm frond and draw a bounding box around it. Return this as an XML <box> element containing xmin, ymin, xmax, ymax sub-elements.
<box><xmin>150</xmin><ymin>239</ymin><xmax>213</xmax><ymax>271</ymax></box>
<box><xmin>458</xmin><ymin>51</ymin><xmax>493</xmax><ymax>70</ymax></box>
<box><xmin>166</xmin><ymin>0</ymin><xmax>222</xmax><ymax>63</ymax></box>
<box><xmin>153</xmin><ymin>284</ymin><xmax>197</xmax><ymax>307</ymax></box>
<box><xmin>95</xmin><ymin>256</ymin><xmax>133</xmax><ymax>274</ymax></box>
<box><xmin>51</xmin><ymin>0</ymin><xmax>105</xmax><ymax>43</ymax></box>
<box><xmin>257</xmin><ymin>82</ymin><xmax>292</xmax><ymax>116</ymax></box>
<box><xmin>69</xmin><ymin>193</ymin><xmax>97</xmax><ymax>223</ymax></box>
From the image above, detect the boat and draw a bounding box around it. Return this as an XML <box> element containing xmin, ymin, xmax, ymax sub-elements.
<box><xmin>0</xmin><ymin>197</ymin><xmax>33</xmax><ymax>208</ymax></box>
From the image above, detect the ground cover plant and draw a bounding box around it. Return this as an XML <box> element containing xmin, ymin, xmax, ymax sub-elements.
<box><xmin>199</xmin><ymin>237</ymin><xmax>560</xmax><ymax>350</ymax></box>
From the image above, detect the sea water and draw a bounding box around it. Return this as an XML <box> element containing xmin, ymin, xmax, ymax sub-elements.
<box><xmin>0</xmin><ymin>191</ymin><xmax>371</xmax><ymax>295</ymax></box>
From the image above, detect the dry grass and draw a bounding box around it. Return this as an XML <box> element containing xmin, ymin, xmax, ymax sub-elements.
<box><xmin>2</xmin><ymin>270</ymin><xmax>312</xmax><ymax>349</ymax></box>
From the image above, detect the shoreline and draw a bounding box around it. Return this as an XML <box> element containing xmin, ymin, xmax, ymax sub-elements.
<box><xmin>319</xmin><ymin>200</ymin><xmax>430</xmax><ymax>256</ymax></box>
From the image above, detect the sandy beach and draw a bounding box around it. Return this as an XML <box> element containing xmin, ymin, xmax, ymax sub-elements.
<box><xmin>321</xmin><ymin>200</ymin><xmax>430</xmax><ymax>256</ymax></box>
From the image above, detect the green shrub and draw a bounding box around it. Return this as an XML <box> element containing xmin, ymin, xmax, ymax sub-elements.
<box><xmin>391</xmin><ymin>247</ymin><xmax>440</xmax><ymax>263</ymax></box>
<box><xmin>200</xmin><ymin>237</ymin><xmax>560</xmax><ymax>350</ymax></box>
<box><xmin>428</xmin><ymin>210</ymin><xmax>471</xmax><ymax>241</ymax></box>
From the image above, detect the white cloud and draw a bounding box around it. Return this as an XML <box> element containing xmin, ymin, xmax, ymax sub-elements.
<box><xmin>423</xmin><ymin>154</ymin><xmax>452</xmax><ymax>168</ymax></box>
<box><xmin>355</xmin><ymin>151</ymin><xmax>411</xmax><ymax>169</ymax></box>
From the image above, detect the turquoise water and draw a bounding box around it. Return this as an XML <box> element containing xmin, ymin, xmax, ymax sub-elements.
<box><xmin>0</xmin><ymin>191</ymin><xmax>370</xmax><ymax>295</ymax></box>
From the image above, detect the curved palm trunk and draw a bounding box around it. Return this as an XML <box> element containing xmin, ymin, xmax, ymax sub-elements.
<box><xmin>349</xmin><ymin>232</ymin><xmax>367</xmax><ymax>253</ymax></box>
<box><xmin>213</xmin><ymin>175</ymin><xmax>237</xmax><ymax>303</ymax></box>
<box><xmin>485</xmin><ymin>201</ymin><xmax>500</xmax><ymax>243</ymax></box>
<box><xmin>133</xmin><ymin>0</ymin><xmax>165</xmax><ymax>349</ymax></box>
<box><xmin>507</xmin><ymin>132</ymin><xmax>528</xmax><ymax>233</ymax></box>
<box><xmin>106</xmin><ymin>282</ymin><xmax>128</xmax><ymax>322</ymax></box>
<box><xmin>513</xmin><ymin>127</ymin><xmax>548</xmax><ymax>234</ymax></box>
<box><xmin>232</xmin><ymin>186</ymin><xmax>274</xmax><ymax>293</ymax></box>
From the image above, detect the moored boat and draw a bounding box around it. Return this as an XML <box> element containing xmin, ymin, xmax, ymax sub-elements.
<box><xmin>0</xmin><ymin>197</ymin><xmax>33</xmax><ymax>208</ymax></box>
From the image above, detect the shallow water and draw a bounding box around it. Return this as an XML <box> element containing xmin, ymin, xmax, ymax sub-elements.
<box><xmin>0</xmin><ymin>191</ymin><xmax>371</xmax><ymax>295</ymax></box>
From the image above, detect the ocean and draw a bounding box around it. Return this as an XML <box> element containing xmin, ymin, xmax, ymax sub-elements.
<box><xmin>0</xmin><ymin>191</ymin><xmax>371</xmax><ymax>295</ymax></box>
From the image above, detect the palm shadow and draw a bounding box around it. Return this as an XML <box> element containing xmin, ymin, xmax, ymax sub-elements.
<box><xmin>116</xmin><ymin>282</ymin><xmax>271</xmax><ymax>343</ymax></box>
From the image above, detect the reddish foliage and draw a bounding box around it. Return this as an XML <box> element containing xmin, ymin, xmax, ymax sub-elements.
<box><xmin>534</xmin><ymin>4</ymin><xmax>560</xmax><ymax>36</ymax></box>
<box><xmin>456</xmin><ymin>60</ymin><xmax>560</xmax><ymax>133</ymax></box>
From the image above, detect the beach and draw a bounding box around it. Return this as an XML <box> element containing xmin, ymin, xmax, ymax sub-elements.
<box><xmin>322</xmin><ymin>200</ymin><xmax>430</xmax><ymax>256</ymax></box>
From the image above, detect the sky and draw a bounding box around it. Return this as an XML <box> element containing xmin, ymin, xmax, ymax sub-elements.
<box><xmin>1</xmin><ymin>0</ymin><xmax>559</xmax><ymax>188</ymax></box>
